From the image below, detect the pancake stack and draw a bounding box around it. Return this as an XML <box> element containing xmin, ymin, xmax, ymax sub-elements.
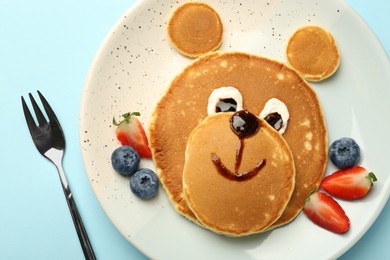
<box><xmin>149</xmin><ymin>52</ymin><xmax>328</xmax><ymax>235</ymax></box>
<box><xmin>183</xmin><ymin>112</ymin><xmax>295</xmax><ymax>236</ymax></box>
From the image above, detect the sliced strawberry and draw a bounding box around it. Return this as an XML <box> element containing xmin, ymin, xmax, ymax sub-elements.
<box><xmin>113</xmin><ymin>112</ymin><xmax>152</xmax><ymax>158</ymax></box>
<box><xmin>304</xmin><ymin>191</ymin><xmax>350</xmax><ymax>234</ymax></box>
<box><xmin>320</xmin><ymin>166</ymin><xmax>377</xmax><ymax>200</ymax></box>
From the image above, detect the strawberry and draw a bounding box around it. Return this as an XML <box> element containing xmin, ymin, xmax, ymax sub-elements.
<box><xmin>320</xmin><ymin>166</ymin><xmax>377</xmax><ymax>200</ymax></box>
<box><xmin>113</xmin><ymin>112</ymin><xmax>152</xmax><ymax>158</ymax></box>
<box><xmin>304</xmin><ymin>191</ymin><xmax>350</xmax><ymax>234</ymax></box>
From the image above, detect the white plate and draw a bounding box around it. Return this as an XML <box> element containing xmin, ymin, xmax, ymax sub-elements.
<box><xmin>80</xmin><ymin>0</ymin><xmax>390</xmax><ymax>258</ymax></box>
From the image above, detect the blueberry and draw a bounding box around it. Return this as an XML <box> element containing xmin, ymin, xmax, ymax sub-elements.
<box><xmin>111</xmin><ymin>146</ymin><xmax>140</xmax><ymax>176</ymax></box>
<box><xmin>130</xmin><ymin>168</ymin><xmax>159</xmax><ymax>199</ymax></box>
<box><xmin>329</xmin><ymin>137</ymin><xmax>360</xmax><ymax>169</ymax></box>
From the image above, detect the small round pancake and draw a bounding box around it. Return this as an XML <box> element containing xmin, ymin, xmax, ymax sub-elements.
<box><xmin>149</xmin><ymin>52</ymin><xmax>328</xmax><ymax>228</ymax></box>
<box><xmin>286</xmin><ymin>26</ymin><xmax>340</xmax><ymax>81</ymax></box>
<box><xmin>183</xmin><ymin>113</ymin><xmax>295</xmax><ymax>236</ymax></box>
<box><xmin>167</xmin><ymin>2</ymin><xmax>223</xmax><ymax>58</ymax></box>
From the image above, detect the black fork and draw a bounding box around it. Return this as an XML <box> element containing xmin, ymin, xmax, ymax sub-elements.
<box><xmin>21</xmin><ymin>91</ymin><xmax>96</xmax><ymax>260</ymax></box>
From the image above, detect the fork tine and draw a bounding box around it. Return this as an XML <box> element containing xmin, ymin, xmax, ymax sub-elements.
<box><xmin>21</xmin><ymin>96</ymin><xmax>39</xmax><ymax>132</ymax></box>
<box><xmin>37</xmin><ymin>91</ymin><xmax>62</xmax><ymax>130</ymax></box>
<box><xmin>29</xmin><ymin>92</ymin><xmax>48</xmax><ymax>127</ymax></box>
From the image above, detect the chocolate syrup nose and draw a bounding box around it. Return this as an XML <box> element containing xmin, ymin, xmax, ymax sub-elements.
<box><xmin>229</xmin><ymin>110</ymin><xmax>260</xmax><ymax>139</ymax></box>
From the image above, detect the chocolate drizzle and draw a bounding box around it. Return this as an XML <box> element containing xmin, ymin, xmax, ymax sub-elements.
<box><xmin>235</xmin><ymin>139</ymin><xmax>244</xmax><ymax>173</ymax></box>
<box><xmin>230</xmin><ymin>109</ymin><xmax>259</xmax><ymax>138</ymax></box>
<box><xmin>211</xmin><ymin>151</ymin><xmax>266</xmax><ymax>182</ymax></box>
<box><xmin>264</xmin><ymin>112</ymin><xmax>283</xmax><ymax>131</ymax></box>
<box><xmin>216</xmin><ymin>98</ymin><xmax>237</xmax><ymax>113</ymax></box>
<box><xmin>211</xmin><ymin>110</ymin><xmax>266</xmax><ymax>181</ymax></box>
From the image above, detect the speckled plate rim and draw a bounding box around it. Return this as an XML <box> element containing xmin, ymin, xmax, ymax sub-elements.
<box><xmin>79</xmin><ymin>0</ymin><xmax>390</xmax><ymax>259</ymax></box>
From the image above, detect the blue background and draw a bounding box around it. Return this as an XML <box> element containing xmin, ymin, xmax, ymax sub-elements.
<box><xmin>0</xmin><ymin>0</ymin><xmax>388</xmax><ymax>259</ymax></box>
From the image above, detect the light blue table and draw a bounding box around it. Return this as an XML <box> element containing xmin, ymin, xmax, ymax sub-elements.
<box><xmin>1</xmin><ymin>0</ymin><xmax>389</xmax><ymax>259</ymax></box>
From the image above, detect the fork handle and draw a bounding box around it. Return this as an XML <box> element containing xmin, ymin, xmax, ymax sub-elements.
<box><xmin>65</xmin><ymin>189</ymin><xmax>97</xmax><ymax>260</ymax></box>
<box><xmin>56</xmin><ymin>163</ymin><xmax>96</xmax><ymax>260</ymax></box>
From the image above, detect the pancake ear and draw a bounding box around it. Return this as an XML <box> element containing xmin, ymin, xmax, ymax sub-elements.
<box><xmin>207</xmin><ymin>86</ymin><xmax>243</xmax><ymax>115</ymax></box>
<box><xmin>259</xmin><ymin>98</ymin><xmax>290</xmax><ymax>135</ymax></box>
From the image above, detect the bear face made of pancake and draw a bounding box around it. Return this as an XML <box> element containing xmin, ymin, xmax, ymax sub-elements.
<box><xmin>182</xmin><ymin>111</ymin><xmax>295</xmax><ymax>236</ymax></box>
<box><xmin>149</xmin><ymin>52</ymin><xmax>328</xmax><ymax>231</ymax></box>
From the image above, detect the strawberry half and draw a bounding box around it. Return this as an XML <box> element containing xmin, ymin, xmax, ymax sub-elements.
<box><xmin>320</xmin><ymin>166</ymin><xmax>377</xmax><ymax>200</ymax></box>
<box><xmin>113</xmin><ymin>112</ymin><xmax>152</xmax><ymax>158</ymax></box>
<box><xmin>304</xmin><ymin>191</ymin><xmax>350</xmax><ymax>234</ymax></box>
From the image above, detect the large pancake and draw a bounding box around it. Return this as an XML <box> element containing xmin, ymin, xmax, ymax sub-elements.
<box><xmin>183</xmin><ymin>112</ymin><xmax>295</xmax><ymax>236</ymax></box>
<box><xmin>149</xmin><ymin>52</ymin><xmax>328</xmax><ymax>228</ymax></box>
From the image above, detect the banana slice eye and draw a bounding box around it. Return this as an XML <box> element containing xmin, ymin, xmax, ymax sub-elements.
<box><xmin>259</xmin><ymin>98</ymin><xmax>289</xmax><ymax>135</ymax></box>
<box><xmin>207</xmin><ymin>86</ymin><xmax>243</xmax><ymax>115</ymax></box>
